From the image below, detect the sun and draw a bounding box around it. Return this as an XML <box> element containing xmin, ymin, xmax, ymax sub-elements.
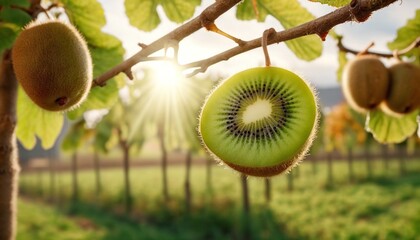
<box><xmin>151</xmin><ymin>60</ymin><xmax>184</xmax><ymax>91</ymax></box>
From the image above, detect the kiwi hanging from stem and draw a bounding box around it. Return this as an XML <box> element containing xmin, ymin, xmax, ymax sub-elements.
<box><xmin>12</xmin><ymin>20</ymin><xmax>92</xmax><ymax>112</ymax></box>
<box><xmin>199</xmin><ymin>67</ymin><xmax>318</xmax><ymax>177</ymax></box>
<box><xmin>381</xmin><ymin>61</ymin><xmax>420</xmax><ymax>117</ymax></box>
<box><xmin>342</xmin><ymin>53</ymin><xmax>389</xmax><ymax>113</ymax></box>
<box><xmin>199</xmin><ymin>28</ymin><xmax>318</xmax><ymax>177</ymax></box>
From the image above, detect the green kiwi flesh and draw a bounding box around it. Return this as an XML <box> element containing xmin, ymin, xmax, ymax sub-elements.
<box><xmin>342</xmin><ymin>55</ymin><xmax>389</xmax><ymax>113</ymax></box>
<box><xmin>382</xmin><ymin>62</ymin><xmax>420</xmax><ymax>116</ymax></box>
<box><xmin>12</xmin><ymin>20</ymin><xmax>92</xmax><ymax>111</ymax></box>
<box><xmin>199</xmin><ymin>67</ymin><xmax>318</xmax><ymax>177</ymax></box>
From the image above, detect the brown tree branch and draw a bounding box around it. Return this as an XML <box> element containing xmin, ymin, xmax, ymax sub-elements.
<box><xmin>93</xmin><ymin>0</ymin><xmax>398</xmax><ymax>86</ymax></box>
<box><xmin>182</xmin><ymin>0</ymin><xmax>399</xmax><ymax>75</ymax></box>
<box><xmin>337</xmin><ymin>36</ymin><xmax>420</xmax><ymax>58</ymax></box>
<box><xmin>93</xmin><ymin>0</ymin><xmax>242</xmax><ymax>87</ymax></box>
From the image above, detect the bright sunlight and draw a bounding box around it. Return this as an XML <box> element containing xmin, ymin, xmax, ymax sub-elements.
<box><xmin>151</xmin><ymin>60</ymin><xmax>184</xmax><ymax>91</ymax></box>
<box><xmin>127</xmin><ymin>59</ymin><xmax>212</xmax><ymax>150</ymax></box>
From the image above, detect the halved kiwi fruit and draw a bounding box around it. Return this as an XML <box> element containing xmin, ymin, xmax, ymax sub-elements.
<box><xmin>342</xmin><ymin>54</ymin><xmax>389</xmax><ymax>113</ymax></box>
<box><xmin>12</xmin><ymin>20</ymin><xmax>92</xmax><ymax>112</ymax></box>
<box><xmin>381</xmin><ymin>62</ymin><xmax>420</xmax><ymax>117</ymax></box>
<box><xmin>199</xmin><ymin>67</ymin><xmax>318</xmax><ymax>177</ymax></box>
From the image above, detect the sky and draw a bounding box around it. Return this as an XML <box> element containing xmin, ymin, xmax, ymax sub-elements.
<box><xmin>97</xmin><ymin>0</ymin><xmax>419</xmax><ymax>88</ymax></box>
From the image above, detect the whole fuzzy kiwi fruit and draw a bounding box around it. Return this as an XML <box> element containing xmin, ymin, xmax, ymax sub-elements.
<box><xmin>381</xmin><ymin>61</ymin><xmax>420</xmax><ymax>116</ymax></box>
<box><xmin>12</xmin><ymin>20</ymin><xmax>92</xmax><ymax>111</ymax></box>
<box><xmin>342</xmin><ymin>54</ymin><xmax>389</xmax><ymax>113</ymax></box>
<box><xmin>199</xmin><ymin>67</ymin><xmax>318</xmax><ymax>177</ymax></box>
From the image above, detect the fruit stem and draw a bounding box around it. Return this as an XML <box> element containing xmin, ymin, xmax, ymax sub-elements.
<box><xmin>262</xmin><ymin>28</ymin><xmax>276</xmax><ymax>67</ymax></box>
<box><xmin>338</xmin><ymin>37</ymin><xmax>420</xmax><ymax>59</ymax></box>
<box><xmin>392</xmin><ymin>50</ymin><xmax>401</xmax><ymax>61</ymax></box>
<box><xmin>358</xmin><ymin>42</ymin><xmax>375</xmax><ymax>56</ymax></box>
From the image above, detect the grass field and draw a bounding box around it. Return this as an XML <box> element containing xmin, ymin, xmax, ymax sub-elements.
<box><xmin>19</xmin><ymin>157</ymin><xmax>420</xmax><ymax>240</ymax></box>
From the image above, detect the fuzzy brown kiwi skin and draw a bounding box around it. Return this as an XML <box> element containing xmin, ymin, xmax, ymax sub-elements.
<box><xmin>12</xmin><ymin>20</ymin><xmax>92</xmax><ymax>112</ymax></box>
<box><xmin>381</xmin><ymin>62</ymin><xmax>420</xmax><ymax>116</ymax></box>
<box><xmin>342</xmin><ymin>54</ymin><xmax>389</xmax><ymax>113</ymax></box>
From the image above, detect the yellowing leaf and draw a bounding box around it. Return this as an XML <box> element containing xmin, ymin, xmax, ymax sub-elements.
<box><xmin>337</xmin><ymin>50</ymin><xmax>348</xmax><ymax>82</ymax></box>
<box><xmin>125</xmin><ymin>0</ymin><xmax>201</xmax><ymax>32</ymax></box>
<box><xmin>161</xmin><ymin>0</ymin><xmax>201</xmax><ymax>23</ymax></box>
<box><xmin>388</xmin><ymin>10</ymin><xmax>420</xmax><ymax>51</ymax></box>
<box><xmin>61</xmin><ymin>0</ymin><xmax>108</xmax><ymax>47</ymax></box>
<box><xmin>308</xmin><ymin>0</ymin><xmax>350</xmax><ymax>7</ymax></box>
<box><xmin>125</xmin><ymin>0</ymin><xmax>160</xmax><ymax>32</ymax></box>
<box><xmin>16</xmin><ymin>87</ymin><xmax>64</xmax><ymax>150</ymax></box>
<box><xmin>366</xmin><ymin>109</ymin><xmax>418</xmax><ymax>144</ymax></box>
<box><xmin>388</xmin><ymin>9</ymin><xmax>420</xmax><ymax>61</ymax></box>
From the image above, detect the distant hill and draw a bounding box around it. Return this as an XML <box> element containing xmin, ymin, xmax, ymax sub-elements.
<box><xmin>315</xmin><ymin>86</ymin><xmax>344</xmax><ymax>111</ymax></box>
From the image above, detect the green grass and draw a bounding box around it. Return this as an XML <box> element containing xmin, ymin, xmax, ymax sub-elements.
<box><xmin>17</xmin><ymin>199</ymin><xmax>103</xmax><ymax>240</ymax></box>
<box><xmin>19</xmin><ymin>157</ymin><xmax>420</xmax><ymax>240</ymax></box>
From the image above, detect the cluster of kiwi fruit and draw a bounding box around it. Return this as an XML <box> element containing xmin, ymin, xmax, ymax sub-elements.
<box><xmin>199</xmin><ymin>67</ymin><xmax>318</xmax><ymax>177</ymax></box>
<box><xmin>12</xmin><ymin>20</ymin><xmax>92</xmax><ymax>112</ymax></box>
<box><xmin>342</xmin><ymin>53</ymin><xmax>420</xmax><ymax>117</ymax></box>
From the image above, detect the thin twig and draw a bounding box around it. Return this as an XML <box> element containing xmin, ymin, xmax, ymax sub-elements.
<box><xmin>91</xmin><ymin>56</ymin><xmax>170</xmax><ymax>87</ymax></box>
<box><xmin>338</xmin><ymin>36</ymin><xmax>420</xmax><ymax>58</ymax></box>
<box><xmin>203</xmin><ymin>21</ymin><xmax>246</xmax><ymax>46</ymax></box>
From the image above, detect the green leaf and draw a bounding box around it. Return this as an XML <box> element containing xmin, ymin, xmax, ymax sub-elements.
<box><xmin>61</xmin><ymin>0</ymin><xmax>125</xmax><ymax>119</ymax></box>
<box><xmin>93</xmin><ymin>119</ymin><xmax>113</xmax><ymax>153</ymax></box>
<box><xmin>236</xmin><ymin>0</ymin><xmax>322</xmax><ymax>61</ymax></box>
<box><xmin>67</xmin><ymin>79</ymin><xmax>119</xmax><ymax>120</ymax></box>
<box><xmin>337</xmin><ymin>50</ymin><xmax>348</xmax><ymax>82</ymax></box>
<box><xmin>16</xmin><ymin>87</ymin><xmax>64</xmax><ymax>150</ymax></box>
<box><xmin>0</xmin><ymin>6</ymin><xmax>32</xmax><ymax>27</ymax></box>
<box><xmin>89</xmin><ymin>40</ymin><xmax>125</xmax><ymax>77</ymax></box>
<box><xmin>388</xmin><ymin>10</ymin><xmax>420</xmax><ymax>56</ymax></box>
<box><xmin>61</xmin><ymin>0</ymin><xmax>113</xmax><ymax>48</ymax></box>
<box><xmin>0</xmin><ymin>0</ymin><xmax>30</xmax><ymax>7</ymax></box>
<box><xmin>125</xmin><ymin>0</ymin><xmax>160</xmax><ymax>32</ymax></box>
<box><xmin>125</xmin><ymin>0</ymin><xmax>201</xmax><ymax>32</ymax></box>
<box><xmin>160</xmin><ymin>0</ymin><xmax>201</xmax><ymax>23</ymax></box>
<box><xmin>307</xmin><ymin>0</ymin><xmax>350</xmax><ymax>7</ymax></box>
<box><xmin>0</xmin><ymin>23</ymin><xmax>19</xmax><ymax>53</ymax></box>
<box><xmin>366</xmin><ymin>109</ymin><xmax>418</xmax><ymax>144</ymax></box>
<box><xmin>63</xmin><ymin>0</ymin><xmax>123</xmax><ymax>49</ymax></box>
<box><xmin>61</xmin><ymin>120</ymin><xmax>86</xmax><ymax>152</ymax></box>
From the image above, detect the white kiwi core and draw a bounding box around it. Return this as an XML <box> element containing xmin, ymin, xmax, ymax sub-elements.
<box><xmin>242</xmin><ymin>98</ymin><xmax>272</xmax><ymax>124</ymax></box>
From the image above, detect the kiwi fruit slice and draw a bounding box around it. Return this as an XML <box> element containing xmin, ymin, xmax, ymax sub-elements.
<box><xmin>381</xmin><ymin>62</ymin><xmax>420</xmax><ymax>117</ymax></box>
<box><xmin>12</xmin><ymin>20</ymin><xmax>92</xmax><ymax>111</ymax></box>
<box><xmin>199</xmin><ymin>67</ymin><xmax>318</xmax><ymax>177</ymax></box>
<box><xmin>342</xmin><ymin>54</ymin><xmax>389</xmax><ymax>113</ymax></box>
